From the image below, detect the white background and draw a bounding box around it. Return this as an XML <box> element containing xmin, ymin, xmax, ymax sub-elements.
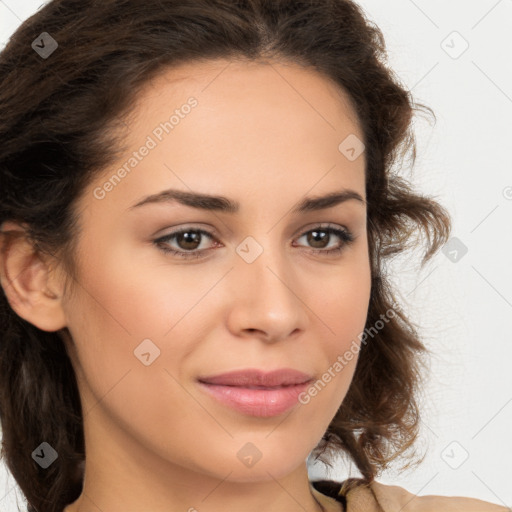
<box><xmin>1</xmin><ymin>0</ymin><xmax>511</xmax><ymax>510</ymax></box>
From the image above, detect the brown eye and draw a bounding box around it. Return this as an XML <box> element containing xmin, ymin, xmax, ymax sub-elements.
<box><xmin>154</xmin><ymin>228</ymin><xmax>217</xmax><ymax>259</ymax></box>
<box><xmin>153</xmin><ymin>225</ymin><xmax>355</xmax><ymax>260</ymax></box>
<box><xmin>294</xmin><ymin>226</ymin><xmax>355</xmax><ymax>256</ymax></box>
<box><xmin>173</xmin><ymin>230</ymin><xmax>203</xmax><ymax>251</ymax></box>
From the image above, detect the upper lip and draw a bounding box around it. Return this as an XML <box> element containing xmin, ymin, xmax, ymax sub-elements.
<box><xmin>197</xmin><ymin>368</ymin><xmax>314</xmax><ymax>387</ymax></box>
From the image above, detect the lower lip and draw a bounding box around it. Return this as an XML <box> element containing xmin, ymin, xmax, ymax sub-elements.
<box><xmin>197</xmin><ymin>381</ymin><xmax>312</xmax><ymax>417</ymax></box>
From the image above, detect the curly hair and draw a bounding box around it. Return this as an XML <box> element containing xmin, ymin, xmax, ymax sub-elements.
<box><xmin>0</xmin><ymin>1</ymin><xmax>451</xmax><ymax>511</ymax></box>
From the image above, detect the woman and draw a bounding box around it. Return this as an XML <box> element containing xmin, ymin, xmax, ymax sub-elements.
<box><xmin>0</xmin><ymin>1</ymin><xmax>507</xmax><ymax>511</ymax></box>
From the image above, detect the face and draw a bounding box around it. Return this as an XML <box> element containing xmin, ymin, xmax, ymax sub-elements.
<box><xmin>59</xmin><ymin>58</ymin><xmax>371</xmax><ymax>485</ymax></box>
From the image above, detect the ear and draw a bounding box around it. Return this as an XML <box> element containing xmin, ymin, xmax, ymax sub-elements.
<box><xmin>0</xmin><ymin>220</ymin><xmax>68</xmax><ymax>332</ymax></box>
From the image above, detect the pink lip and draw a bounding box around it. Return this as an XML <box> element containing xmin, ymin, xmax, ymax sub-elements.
<box><xmin>197</xmin><ymin>368</ymin><xmax>313</xmax><ymax>387</ymax></box>
<box><xmin>197</xmin><ymin>381</ymin><xmax>312</xmax><ymax>417</ymax></box>
<box><xmin>197</xmin><ymin>368</ymin><xmax>314</xmax><ymax>417</ymax></box>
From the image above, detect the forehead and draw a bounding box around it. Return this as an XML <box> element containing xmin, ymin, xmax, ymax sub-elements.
<box><xmin>128</xmin><ymin>57</ymin><xmax>363</xmax><ymax>140</ymax></box>
<box><xmin>80</xmin><ymin>58</ymin><xmax>366</xmax><ymax>218</ymax></box>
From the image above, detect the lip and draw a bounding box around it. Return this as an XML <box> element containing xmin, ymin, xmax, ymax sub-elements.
<box><xmin>197</xmin><ymin>368</ymin><xmax>314</xmax><ymax>417</ymax></box>
<box><xmin>197</xmin><ymin>368</ymin><xmax>314</xmax><ymax>387</ymax></box>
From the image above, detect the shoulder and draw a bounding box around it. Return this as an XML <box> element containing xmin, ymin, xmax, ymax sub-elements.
<box><xmin>368</xmin><ymin>481</ymin><xmax>510</xmax><ymax>512</ymax></box>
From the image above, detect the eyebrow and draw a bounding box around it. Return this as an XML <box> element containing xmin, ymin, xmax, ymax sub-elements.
<box><xmin>127</xmin><ymin>188</ymin><xmax>366</xmax><ymax>214</ymax></box>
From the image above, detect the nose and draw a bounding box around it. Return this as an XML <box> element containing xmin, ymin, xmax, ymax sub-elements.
<box><xmin>225</xmin><ymin>240</ymin><xmax>309</xmax><ymax>343</ymax></box>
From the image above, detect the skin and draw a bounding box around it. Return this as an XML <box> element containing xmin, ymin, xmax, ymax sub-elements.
<box><xmin>0</xmin><ymin>58</ymin><xmax>371</xmax><ymax>512</ymax></box>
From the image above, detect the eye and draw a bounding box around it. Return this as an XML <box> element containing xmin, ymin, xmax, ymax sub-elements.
<box><xmin>154</xmin><ymin>228</ymin><xmax>216</xmax><ymax>259</ymax></box>
<box><xmin>293</xmin><ymin>225</ymin><xmax>355</xmax><ymax>256</ymax></box>
<box><xmin>153</xmin><ymin>224</ymin><xmax>355</xmax><ymax>260</ymax></box>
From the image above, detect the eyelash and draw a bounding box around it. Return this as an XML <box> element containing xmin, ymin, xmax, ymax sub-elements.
<box><xmin>153</xmin><ymin>224</ymin><xmax>355</xmax><ymax>260</ymax></box>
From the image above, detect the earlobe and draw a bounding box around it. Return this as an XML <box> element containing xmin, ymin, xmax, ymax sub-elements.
<box><xmin>0</xmin><ymin>220</ymin><xmax>68</xmax><ymax>332</ymax></box>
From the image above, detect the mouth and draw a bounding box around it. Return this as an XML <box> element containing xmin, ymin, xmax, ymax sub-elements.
<box><xmin>196</xmin><ymin>367</ymin><xmax>314</xmax><ymax>387</ymax></box>
<box><xmin>224</xmin><ymin>384</ymin><xmax>295</xmax><ymax>389</ymax></box>
<box><xmin>197</xmin><ymin>379</ymin><xmax>313</xmax><ymax>418</ymax></box>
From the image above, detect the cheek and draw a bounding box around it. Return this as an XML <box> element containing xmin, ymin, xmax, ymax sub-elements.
<box><xmin>71</xmin><ymin>236</ymin><xmax>202</xmax><ymax>340</ymax></box>
<box><xmin>63</xmin><ymin>235</ymin><xmax>224</xmax><ymax>410</ymax></box>
<box><xmin>62</xmin><ymin>250</ymin><xmax>203</xmax><ymax>448</ymax></box>
<box><xmin>294</xmin><ymin>253</ymin><xmax>371</xmax><ymax>408</ymax></box>
<box><xmin>315</xmin><ymin>255</ymin><xmax>372</xmax><ymax>349</ymax></box>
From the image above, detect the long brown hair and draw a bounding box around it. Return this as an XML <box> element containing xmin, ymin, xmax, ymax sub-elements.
<box><xmin>0</xmin><ymin>1</ymin><xmax>451</xmax><ymax>511</ymax></box>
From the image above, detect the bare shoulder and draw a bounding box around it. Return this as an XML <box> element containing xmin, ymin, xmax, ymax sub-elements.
<box><xmin>369</xmin><ymin>481</ymin><xmax>510</xmax><ymax>512</ymax></box>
